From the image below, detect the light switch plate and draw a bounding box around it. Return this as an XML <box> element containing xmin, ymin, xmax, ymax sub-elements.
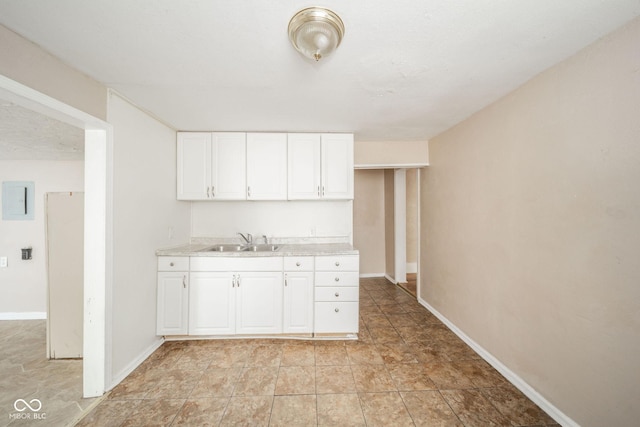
<box><xmin>0</xmin><ymin>257</ymin><xmax>7</xmax><ymax>268</ymax></box>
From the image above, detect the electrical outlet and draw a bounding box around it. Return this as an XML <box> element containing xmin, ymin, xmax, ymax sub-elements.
<box><xmin>0</xmin><ymin>257</ymin><xmax>7</xmax><ymax>268</ymax></box>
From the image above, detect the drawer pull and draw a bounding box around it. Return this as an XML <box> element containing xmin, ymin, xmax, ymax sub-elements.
<box><xmin>296</xmin><ymin>262</ymin><xmax>301</xmax><ymax>267</ymax></box>
<box><xmin>182</xmin><ymin>275</ymin><xmax>187</xmax><ymax>288</ymax></box>
<box><xmin>335</xmin><ymin>261</ymin><xmax>340</xmax><ymax>267</ymax></box>
<box><xmin>335</xmin><ymin>292</ymin><xmax>340</xmax><ymax>297</ymax></box>
<box><xmin>335</xmin><ymin>277</ymin><xmax>340</xmax><ymax>282</ymax></box>
<box><xmin>170</xmin><ymin>262</ymin><xmax>174</xmax><ymax>267</ymax></box>
<box><xmin>334</xmin><ymin>308</ymin><xmax>340</xmax><ymax>313</ymax></box>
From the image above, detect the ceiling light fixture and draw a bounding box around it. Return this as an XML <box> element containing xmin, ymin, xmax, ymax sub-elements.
<box><xmin>288</xmin><ymin>7</ymin><xmax>345</xmax><ymax>62</ymax></box>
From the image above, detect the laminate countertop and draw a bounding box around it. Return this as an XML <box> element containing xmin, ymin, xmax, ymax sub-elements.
<box><xmin>156</xmin><ymin>242</ymin><xmax>358</xmax><ymax>257</ymax></box>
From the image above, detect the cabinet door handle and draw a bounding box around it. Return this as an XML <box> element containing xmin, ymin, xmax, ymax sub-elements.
<box><xmin>335</xmin><ymin>261</ymin><xmax>340</xmax><ymax>267</ymax></box>
<box><xmin>334</xmin><ymin>308</ymin><xmax>340</xmax><ymax>313</ymax></box>
<box><xmin>335</xmin><ymin>277</ymin><xmax>340</xmax><ymax>282</ymax></box>
<box><xmin>170</xmin><ymin>262</ymin><xmax>174</xmax><ymax>267</ymax></box>
<box><xmin>232</xmin><ymin>274</ymin><xmax>236</xmax><ymax>287</ymax></box>
<box><xmin>296</xmin><ymin>262</ymin><xmax>301</xmax><ymax>267</ymax></box>
<box><xmin>247</xmin><ymin>186</ymin><xmax>251</xmax><ymax>197</ymax></box>
<box><xmin>237</xmin><ymin>274</ymin><xmax>240</xmax><ymax>287</ymax></box>
<box><xmin>335</xmin><ymin>292</ymin><xmax>340</xmax><ymax>297</ymax></box>
<box><xmin>212</xmin><ymin>186</ymin><xmax>215</xmax><ymax>197</ymax></box>
<box><xmin>207</xmin><ymin>186</ymin><xmax>210</xmax><ymax>198</ymax></box>
<box><xmin>322</xmin><ymin>186</ymin><xmax>325</xmax><ymax>197</ymax></box>
<box><xmin>317</xmin><ymin>185</ymin><xmax>320</xmax><ymax>197</ymax></box>
<box><xmin>284</xmin><ymin>274</ymin><xmax>288</xmax><ymax>287</ymax></box>
<box><xmin>182</xmin><ymin>275</ymin><xmax>187</xmax><ymax>288</ymax></box>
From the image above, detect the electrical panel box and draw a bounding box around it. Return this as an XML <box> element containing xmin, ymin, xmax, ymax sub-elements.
<box><xmin>2</xmin><ymin>181</ymin><xmax>35</xmax><ymax>220</ymax></box>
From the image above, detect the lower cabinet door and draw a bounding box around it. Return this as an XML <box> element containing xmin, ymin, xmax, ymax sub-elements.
<box><xmin>189</xmin><ymin>272</ymin><xmax>235</xmax><ymax>335</ymax></box>
<box><xmin>314</xmin><ymin>302</ymin><xmax>359</xmax><ymax>333</ymax></box>
<box><xmin>236</xmin><ymin>272</ymin><xmax>283</xmax><ymax>334</ymax></box>
<box><xmin>283</xmin><ymin>271</ymin><xmax>314</xmax><ymax>333</ymax></box>
<box><xmin>157</xmin><ymin>272</ymin><xmax>189</xmax><ymax>335</ymax></box>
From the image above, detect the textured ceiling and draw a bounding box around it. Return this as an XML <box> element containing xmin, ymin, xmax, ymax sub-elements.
<box><xmin>0</xmin><ymin>99</ymin><xmax>84</xmax><ymax>160</ymax></box>
<box><xmin>0</xmin><ymin>0</ymin><xmax>639</xmax><ymax>148</ymax></box>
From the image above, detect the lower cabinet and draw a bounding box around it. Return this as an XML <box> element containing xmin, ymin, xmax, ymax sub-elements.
<box><xmin>157</xmin><ymin>271</ymin><xmax>189</xmax><ymax>335</ymax></box>
<box><xmin>189</xmin><ymin>272</ymin><xmax>235</xmax><ymax>335</ymax></box>
<box><xmin>314</xmin><ymin>255</ymin><xmax>360</xmax><ymax>334</ymax></box>
<box><xmin>236</xmin><ymin>272</ymin><xmax>283</xmax><ymax>334</ymax></box>
<box><xmin>283</xmin><ymin>270</ymin><xmax>314</xmax><ymax>333</ymax></box>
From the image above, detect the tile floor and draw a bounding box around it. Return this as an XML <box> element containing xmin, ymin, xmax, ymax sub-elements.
<box><xmin>0</xmin><ymin>320</ymin><xmax>97</xmax><ymax>427</ymax></box>
<box><xmin>77</xmin><ymin>277</ymin><xmax>559</xmax><ymax>426</ymax></box>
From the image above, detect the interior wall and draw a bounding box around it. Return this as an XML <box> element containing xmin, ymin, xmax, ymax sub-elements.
<box><xmin>384</xmin><ymin>169</ymin><xmax>395</xmax><ymax>281</ymax></box>
<box><xmin>353</xmin><ymin>169</ymin><xmax>385</xmax><ymax>276</ymax></box>
<box><xmin>355</xmin><ymin>140</ymin><xmax>429</xmax><ymax>167</ymax></box>
<box><xmin>0</xmin><ymin>24</ymin><xmax>107</xmax><ymax>120</ymax></box>
<box><xmin>107</xmin><ymin>92</ymin><xmax>190</xmax><ymax>385</ymax></box>
<box><xmin>421</xmin><ymin>17</ymin><xmax>640</xmax><ymax>427</ymax></box>
<box><xmin>191</xmin><ymin>201</ymin><xmax>353</xmax><ymax>242</ymax></box>
<box><xmin>406</xmin><ymin>168</ymin><xmax>418</xmax><ymax>272</ymax></box>
<box><xmin>0</xmin><ymin>160</ymin><xmax>84</xmax><ymax>317</ymax></box>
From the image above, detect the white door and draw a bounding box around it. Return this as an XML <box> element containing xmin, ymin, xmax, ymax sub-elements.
<box><xmin>236</xmin><ymin>272</ymin><xmax>283</xmax><ymax>334</ymax></box>
<box><xmin>157</xmin><ymin>272</ymin><xmax>189</xmax><ymax>335</ymax></box>
<box><xmin>46</xmin><ymin>192</ymin><xmax>84</xmax><ymax>359</ymax></box>
<box><xmin>321</xmin><ymin>133</ymin><xmax>354</xmax><ymax>199</ymax></box>
<box><xmin>177</xmin><ymin>132</ymin><xmax>211</xmax><ymax>200</ymax></box>
<box><xmin>283</xmin><ymin>271</ymin><xmax>314</xmax><ymax>333</ymax></box>
<box><xmin>288</xmin><ymin>133</ymin><xmax>321</xmax><ymax>200</ymax></box>
<box><xmin>189</xmin><ymin>272</ymin><xmax>235</xmax><ymax>335</ymax></box>
<box><xmin>212</xmin><ymin>132</ymin><xmax>246</xmax><ymax>200</ymax></box>
<box><xmin>246</xmin><ymin>133</ymin><xmax>288</xmax><ymax>200</ymax></box>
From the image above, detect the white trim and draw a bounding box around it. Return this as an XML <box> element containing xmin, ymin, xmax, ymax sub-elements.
<box><xmin>417</xmin><ymin>296</ymin><xmax>579</xmax><ymax>427</ymax></box>
<box><xmin>384</xmin><ymin>273</ymin><xmax>398</xmax><ymax>284</ymax></box>
<box><xmin>355</xmin><ymin>163</ymin><xmax>429</xmax><ymax>169</ymax></box>
<box><xmin>0</xmin><ymin>312</ymin><xmax>46</xmax><ymax>320</ymax></box>
<box><xmin>359</xmin><ymin>273</ymin><xmax>385</xmax><ymax>278</ymax></box>
<box><xmin>107</xmin><ymin>337</ymin><xmax>164</xmax><ymax>390</ymax></box>
<box><xmin>394</xmin><ymin>169</ymin><xmax>407</xmax><ymax>284</ymax></box>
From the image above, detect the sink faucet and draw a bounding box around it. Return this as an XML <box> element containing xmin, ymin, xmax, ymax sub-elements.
<box><xmin>238</xmin><ymin>232</ymin><xmax>252</xmax><ymax>245</ymax></box>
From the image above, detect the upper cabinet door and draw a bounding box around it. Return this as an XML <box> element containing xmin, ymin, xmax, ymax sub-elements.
<box><xmin>288</xmin><ymin>133</ymin><xmax>321</xmax><ymax>200</ymax></box>
<box><xmin>177</xmin><ymin>132</ymin><xmax>211</xmax><ymax>200</ymax></box>
<box><xmin>212</xmin><ymin>133</ymin><xmax>246</xmax><ymax>200</ymax></box>
<box><xmin>246</xmin><ymin>133</ymin><xmax>288</xmax><ymax>200</ymax></box>
<box><xmin>321</xmin><ymin>134</ymin><xmax>354</xmax><ymax>199</ymax></box>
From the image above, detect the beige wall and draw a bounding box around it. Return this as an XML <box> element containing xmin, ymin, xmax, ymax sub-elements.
<box><xmin>355</xmin><ymin>140</ymin><xmax>429</xmax><ymax>167</ymax></box>
<box><xmin>353</xmin><ymin>170</ymin><xmax>386</xmax><ymax>275</ymax></box>
<box><xmin>0</xmin><ymin>25</ymin><xmax>107</xmax><ymax>120</ymax></box>
<box><xmin>0</xmin><ymin>160</ymin><xmax>84</xmax><ymax>316</ymax></box>
<box><xmin>421</xmin><ymin>17</ymin><xmax>640</xmax><ymax>426</ymax></box>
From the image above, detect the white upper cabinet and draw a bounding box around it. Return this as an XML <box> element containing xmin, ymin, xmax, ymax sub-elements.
<box><xmin>177</xmin><ymin>132</ymin><xmax>246</xmax><ymax>200</ymax></box>
<box><xmin>177</xmin><ymin>132</ymin><xmax>211</xmax><ymax>200</ymax></box>
<box><xmin>246</xmin><ymin>133</ymin><xmax>287</xmax><ymax>200</ymax></box>
<box><xmin>211</xmin><ymin>133</ymin><xmax>246</xmax><ymax>200</ymax></box>
<box><xmin>288</xmin><ymin>133</ymin><xmax>354</xmax><ymax>200</ymax></box>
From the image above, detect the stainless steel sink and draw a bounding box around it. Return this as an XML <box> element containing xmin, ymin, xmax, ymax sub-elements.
<box><xmin>200</xmin><ymin>244</ymin><xmax>279</xmax><ymax>252</ymax></box>
<box><xmin>243</xmin><ymin>244</ymin><xmax>280</xmax><ymax>252</ymax></box>
<box><xmin>201</xmin><ymin>244</ymin><xmax>246</xmax><ymax>252</ymax></box>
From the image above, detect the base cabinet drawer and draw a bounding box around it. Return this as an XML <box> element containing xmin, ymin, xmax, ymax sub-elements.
<box><xmin>314</xmin><ymin>302</ymin><xmax>359</xmax><ymax>333</ymax></box>
<box><xmin>315</xmin><ymin>286</ymin><xmax>359</xmax><ymax>302</ymax></box>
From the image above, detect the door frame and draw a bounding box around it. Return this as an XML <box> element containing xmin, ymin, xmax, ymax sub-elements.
<box><xmin>0</xmin><ymin>75</ymin><xmax>113</xmax><ymax>397</ymax></box>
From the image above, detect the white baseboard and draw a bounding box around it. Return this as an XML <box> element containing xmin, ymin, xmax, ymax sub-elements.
<box><xmin>0</xmin><ymin>312</ymin><xmax>46</xmax><ymax>320</ymax></box>
<box><xmin>107</xmin><ymin>337</ymin><xmax>164</xmax><ymax>391</ymax></box>
<box><xmin>417</xmin><ymin>296</ymin><xmax>578</xmax><ymax>427</ymax></box>
<box><xmin>359</xmin><ymin>273</ymin><xmax>385</xmax><ymax>278</ymax></box>
<box><xmin>406</xmin><ymin>262</ymin><xmax>417</xmax><ymax>274</ymax></box>
<box><xmin>384</xmin><ymin>274</ymin><xmax>398</xmax><ymax>284</ymax></box>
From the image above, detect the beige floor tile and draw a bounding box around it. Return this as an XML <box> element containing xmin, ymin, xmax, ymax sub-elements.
<box><xmin>481</xmin><ymin>385</ymin><xmax>557</xmax><ymax>426</ymax></box>
<box><xmin>317</xmin><ymin>393</ymin><xmax>365</xmax><ymax>426</ymax></box>
<box><xmin>246</xmin><ymin>344</ymin><xmax>282</xmax><ymax>367</ymax></box>
<box><xmin>314</xmin><ymin>345</ymin><xmax>350</xmax><ymax>366</ymax></box>
<box><xmin>375</xmin><ymin>342</ymin><xmax>419</xmax><ymax>364</ymax></box>
<box><xmin>359</xmin><ymin>391</ymin><xmax>414</xmax><ymax>426</ymax></box>
<box><xmin>275</xmin><ymin>366</ymin><xmax>316</xmax><ymax>395</ymax></box>
<box><xmin>190</xmin><ymin>367</ymin><xmax>242</xmax><ymax>397</ymax></box>
<box><xmin>144</xmin><ymin>368</ymin><xmax>201</xmax><ymax>399</ymax></box>
<box><xmin>315</xmin><ymin>365</ymin><xmax>357</xmax><ymax>394</ymax></box>
<box><xmin>281</xmin><ymin>343</ymin><xmax>315</xmax><ymax>366</ymax></box>
<box><xmin>75</xmin><ymin>399</ymin><xmax>141</xmax><ymax>427</ymax></box>
<box><xmin>220</xmin><ymin>395</ymin><xmax>273</xmax><ymax>427</ymax></box>
<box><xmin>387</xmin><ymin>363</ymin><xmax>437</xmax><ymax>391</ymax></box>
<box><xmin>346</xmin><ymin>344</ymin><xmax>385</xmax><ymax>364</ymax></box>
<box><xmin>351</xmin><ymin>365</ymin><xmax>396</xmax><ymax>392</ymax></box>
<box><xmin>454</xmin><ymin>359</ymin><xmax>509</xmax><ymax>388</ymax></box>
<box><xmin>441</xmin><ymin>389</ymin><xmax>512</xmax><ymax>427</ymax></box>
<box><xmin>269</xmin><ymin>394</ymin><xmax>317</xmax><ymax>426</ymax></box>
<box><xmin>233</xmin><ymin>366</ymin><xmax>278</xmax><ymax>396</ymax></box>
<box><xmin>401</xmin><ymin>390</ymin><xmax>463</xmax><ymax>427</ymax></box>
<box><xmin>171</xmin><ymin>397</ymin><xmax>228</xmax><ymax>426</ymax></box>
<box><xmin>120</xmin><ymin>398</ymin><xmax>185</xmax><ymax>426</ymax></box>
<box><xmin>424</xmin><ymin>361</ymin><xmax>476</xmax><ymax>389</ymax></box>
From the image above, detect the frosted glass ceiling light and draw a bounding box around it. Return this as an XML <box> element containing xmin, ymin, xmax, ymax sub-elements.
<box><xmin>288</xmin><ymin>7</ymin><xmax>345</xmax><ymax>61</ymax></box>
